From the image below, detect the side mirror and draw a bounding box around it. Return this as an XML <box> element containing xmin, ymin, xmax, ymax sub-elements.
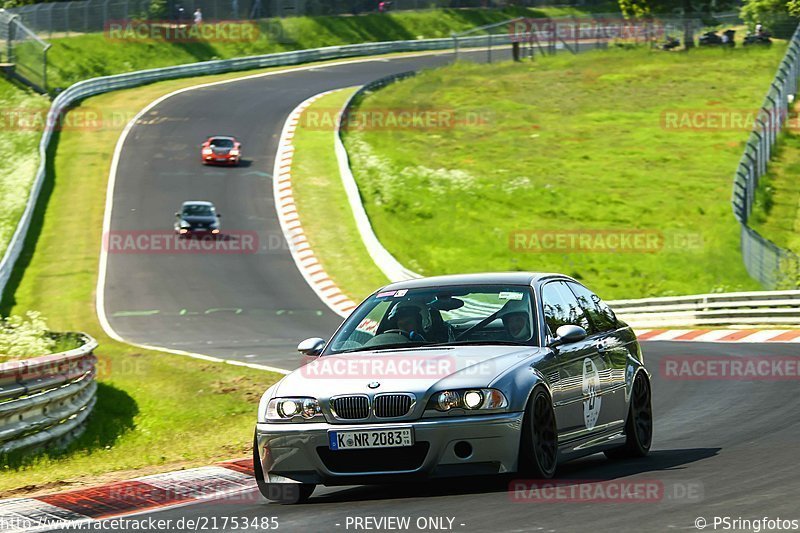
<box><xmin>297</xmin><ymin>337</ymin><xmax>325</xmax><ymax>356</ymax></box>
<box><xmin>174</xmin><ymin>212</ymin><xmax>180</xmax><ymax>217</ymax></box>
<box><xmin>216</xmin><ymin>213</ymin><xmax>221</xmax><ymax>218</ymax></box>
<box><xmin>549</xmin><ymin>325</ymin><xmax>587</xmax><ymax>347</ymax></box>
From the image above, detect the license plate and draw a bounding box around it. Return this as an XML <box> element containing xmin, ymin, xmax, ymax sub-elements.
<box><xmin>328</xmin><ymin>428</ymin><xmax>413</xmax><ymax>450</ymax></box>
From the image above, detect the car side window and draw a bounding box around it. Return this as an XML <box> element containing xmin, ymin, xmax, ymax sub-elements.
<box><xmin>567</xmin><ymin>282</ymin><xmax>617</xmax><ymax>333</ymax></box>
<box><xmin>541</xmin><ymin>281</ymin><xmax>591</xmax><ymax>336</ymax></box>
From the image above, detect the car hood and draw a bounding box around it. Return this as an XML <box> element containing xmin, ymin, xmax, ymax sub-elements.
<box><xmin>273</xmin><ymin>345</ymin><xmax>550</xmax><ymax>398</ymax></box>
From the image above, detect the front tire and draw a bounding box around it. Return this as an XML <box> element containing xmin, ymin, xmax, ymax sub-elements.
<box><xmin>518</xmin><ymin>387</ymin><xmax>558</xmax><ymax>478</ymax></box>
<box><xmin>604</xmin><ymin>371</ymin><xmax>652</xmax><ymax>459</ymax></box>
<box><xmin>253</xmin><ymin>433</ymin><xmax>315</xmax><ymax>504</ymax></box>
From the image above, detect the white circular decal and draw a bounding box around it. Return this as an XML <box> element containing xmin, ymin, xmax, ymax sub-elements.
<box><xmin>582</xmin><ymin>358</ymin><xmax>602</xmax><ymax>430</ymax></box>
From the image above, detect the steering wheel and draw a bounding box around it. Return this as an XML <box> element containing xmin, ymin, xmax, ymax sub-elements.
<box><xmin>382</xmin><ymin>329</ymin><xmax>426</xmax><ymax>341</ymax></box>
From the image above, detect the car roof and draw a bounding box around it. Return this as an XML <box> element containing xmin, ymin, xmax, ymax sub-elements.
<box><xmin>207</xmin><ymin>135</ymin><xmax>236</xmax><ymax>141</ymax></box>
<box><xmin>181</xmin><ymin>201</ymin><xmax>215</xmax><ymax>207</ymax></box>
<box><xmin>378</xmin><ymin>272</ymin><xmax>575</xmax><ymax>292</ymax></box>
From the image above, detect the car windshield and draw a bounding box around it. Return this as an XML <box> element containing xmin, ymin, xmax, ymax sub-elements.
<box><xmin>209</xmin><ymin>138</ymin><xmax>234</xmax><ymax>148</ymax></box>
<box><xmin>182</xmin><ymin>204</ymin><xmax>215</xmax><ymax>217</ymax></box>
<box><xmin>325</xmin><ymin>284</ymin><xmax>538</xmax><ymax>354</ymax></box>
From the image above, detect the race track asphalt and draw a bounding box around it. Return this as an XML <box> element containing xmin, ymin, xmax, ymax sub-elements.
<box><xmin>78</xmin><ymin>341</ymin><xmax>800</xmax><ymax>532</ymax></box>
<box><xmin>103</xmin><ymin>50</ymin><xmax>490</xmax><ymax>370</ymax></box>
<box><xmin>98</xmin><ymin>50</ymin><xmax>800</xmax><ymax>532</ymax></box>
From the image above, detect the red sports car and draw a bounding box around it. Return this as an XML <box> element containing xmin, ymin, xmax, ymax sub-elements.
<box><xmin>201</xmin><ymin>136</ymin><xmax>241</xmax><ymax>165</ymax></box>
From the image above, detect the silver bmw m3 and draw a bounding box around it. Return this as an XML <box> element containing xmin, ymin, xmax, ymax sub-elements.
<box><xmin>254</xmin><ymin>272</ymin><xmax>653</xmax><ymax>503</ymax></box>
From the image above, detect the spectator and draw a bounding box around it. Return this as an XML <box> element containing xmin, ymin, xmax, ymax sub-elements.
<box><xmin>193</xmin><ymin>7</ymin><xmax>203</xmax><ymax>25</ymax></box>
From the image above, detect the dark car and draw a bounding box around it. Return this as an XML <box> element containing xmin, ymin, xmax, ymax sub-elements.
<box><xmin>201</xmin><ymin>136</ymin><xmax>241</xmax><ymax>165</ymax></box>
<box><xmin>254</xmin><ymin>272</ymin><xmax>653</xmax><ymax>503</ymax></box>
<box><xmin>174</xmin><ymin>201</ymin><xmax>221</xmax><ymax>236</ymax></box>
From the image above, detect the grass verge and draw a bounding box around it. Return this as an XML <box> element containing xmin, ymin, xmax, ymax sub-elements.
<box><xmin>748</xmin><ymin>131</ymin><xmax>800</xmax><ymax>254</ymax></box>
<box><xmin>46</xmin><ymin>7</ymin><xmax>597</xmax><ymax>88</ymax></box>
<box><xmin>343</xmin><ymin>46</ymin><xmax>788</xmax><ymax>299</ymax></box>
<box><xmin>291</xmin><ymin>88</ymin><xmax>390</xmax><ymax>302</ymax></box>
<box><xmin>0</xmin><ymin>78</ymin><xmax>47</xmax><ymax>259</ymax></box>
<box><xmin>0</xmin><ymin>66</ymin><xmax>339</xmax><ymax>496</ymax></box>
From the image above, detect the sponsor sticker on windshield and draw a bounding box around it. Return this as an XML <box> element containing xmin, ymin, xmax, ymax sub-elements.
<box><xmin>499</xmin><ymin>291</ymin><xmax>524</xmax><ymax>301</ymax></box>
<box><xmin>376</xmin><ymin>291</ymin><xmax>396</xmax><ymax>298</ymax></box>
<box><xmin>395</xmin><ymin>289</ymin><xmax>408</xmax><ymax>297</ymax></box>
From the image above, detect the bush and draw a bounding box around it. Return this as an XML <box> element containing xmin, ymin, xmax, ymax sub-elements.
<box><xmin>741</xmin><ymin>0</ymin><xmax>799</xmax><ymax>38</ymax></box>
<box><xmin>0</xmin><ymin>311</ymin><xmax>57</xmax><ymax>362</ymax></box>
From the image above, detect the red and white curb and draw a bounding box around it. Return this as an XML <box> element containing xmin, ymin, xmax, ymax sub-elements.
<box><xmin>272</xmin><ymin>91</ymin><xmax>357</xmax><ymax>318</ymax></box>
<box><xmin>635</xmin><ymin>329</ymin><xmax>800</xmax><ymax>343</ymax></box>
<box><xmin>0</xmin><ymin>459</ymin><xmax>255</xmax><ymax>531</ymax></box>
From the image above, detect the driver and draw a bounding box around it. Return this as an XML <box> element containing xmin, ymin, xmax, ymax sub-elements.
<box><xmin>388</xmin><ymin>305</ymin><xmax>427</xmax><ymax>341</ymax></box>
<box><xmin>499</xmin><ymin>300</ymin><xmax>532</xmax><ymax>341</ymax></box>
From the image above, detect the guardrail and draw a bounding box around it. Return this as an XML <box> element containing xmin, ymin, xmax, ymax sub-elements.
<box><xmin>335</xmin><ymin>70</ymin><xmax>422</xmax><ymax>282</ymax></box>
<box><xmin>0</xmin><ymin>333</ymin><xmax>97</xmax><ymax>454</ymax></box>
<box><xmin>731</xmin><ymin>23</ymin><xmax>800</xmax><ymax>288</ymax></box>
<box><xmin>0</xmin><ymin>35</ymin><xmax>506</xmax><ymax>302</ymax></box>
<box><xmin>609</xmin><ymin>291</ymin><xmax>800</xmax><ymax>327</ymax></box>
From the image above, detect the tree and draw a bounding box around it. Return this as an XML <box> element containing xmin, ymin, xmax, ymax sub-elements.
<box><xmin>618</xmin><ymin>0</ymin><xmax>739</xmax><ymax>48</ymax></box>
<box><xmin>743</xmin><ymin>0</ymin><xmax>798</xmax><ymax>38</ymax></box>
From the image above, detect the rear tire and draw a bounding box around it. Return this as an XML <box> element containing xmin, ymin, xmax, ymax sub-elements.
<box><xmin>518</xmin><ymin>387</ymin><xmax>558</xmax><ymax>478</ymax></box>
<box><xmin>604</xmin><ymin>372</ymin><xmax>652</xmax><ymax>460</ymax></box>
<box><xmin>253</xmin><ymin>432</ymin><xmax>315</xmax><ymax>504</ymax></box>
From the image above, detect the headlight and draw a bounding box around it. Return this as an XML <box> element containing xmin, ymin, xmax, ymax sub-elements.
<box><xmin>230</xmin><ymin>149</ymin><xmax>240</xmax><ymax>156</ymax></box>
<box><xmin>202</xmin><ymin>148</ymin><xmax>213</xmax><ymax>155</ymax></box>
<box><xmin>430</xmin><ymin>388</ymin><xmax>507</xmax><ymax>412</ymax></box>
<box><xmin>266</xmin><ymin>397</ymin><xmax>321</xmax><ymax>421</ymax></box>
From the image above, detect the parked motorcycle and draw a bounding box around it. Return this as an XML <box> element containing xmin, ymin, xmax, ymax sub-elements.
<box><xmin>699</xmin><ymin>29</ymin><xmax>736</xmax><ymax>47</ymax></box>
<box><xmin>660</xmin><ymin>36</ymin><xmax>681</xmax><ymax>50</ymax></box>
<box><xmin>743</xmin><ymin>31</ymin><xmax>772</xmax><ymax>46</ymax></box>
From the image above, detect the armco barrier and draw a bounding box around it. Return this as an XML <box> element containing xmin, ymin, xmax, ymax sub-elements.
<box><xmin>0</xmin><ymin>333</ymin><xmax>98</xmax><ymax>454</ymax></box>
<box><xmin>608</xmin><ymin>290</ymin><xmax>800</xmax><ymax>328</ymax></box>
<box><xmin>335</xmin><ymin>71</ymin><xmax>422</xmax><ymax>282</ymax></box>
<box><xmin>0</xmin><ymin>35</ymin><xmax>507</xmax><ymax>302</ymax></box>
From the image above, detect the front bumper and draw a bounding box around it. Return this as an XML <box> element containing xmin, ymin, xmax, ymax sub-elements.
<box><xmin>203</xmin><ymin>155</ymin><xmax>239</xmax><ymax>164</ymax></box>
<box><xmin>255</xmin><ymin>412</ymin><xmax>524</xmax><ymax>486</ymax></box>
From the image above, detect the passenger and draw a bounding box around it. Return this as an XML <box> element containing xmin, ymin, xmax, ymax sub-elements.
<box><xmin>499</xmin><ymin>300</ymin><xmax>532</xmax><ymax>341</ymax></box>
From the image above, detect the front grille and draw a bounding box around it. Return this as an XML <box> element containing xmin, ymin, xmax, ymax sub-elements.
<box><xmin>317</xmin><ymin>443</ymin><xmax>430</xmax><ymax>473</ymax></box>
<box><xmin>330</xmin><ymin>395</ymin><xmax>369</xmax><ymax>420</ymax></box>
<box><xmin>374</xmin><ymin>394</ymin><xmax>413</xmax><ymax>418</ymax></box>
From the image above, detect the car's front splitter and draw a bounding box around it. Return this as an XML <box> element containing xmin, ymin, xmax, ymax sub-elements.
<box><xmin>255</xmin><ymin>411</ymin><xmax>524</xmax><ymax>485</ymax></box>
